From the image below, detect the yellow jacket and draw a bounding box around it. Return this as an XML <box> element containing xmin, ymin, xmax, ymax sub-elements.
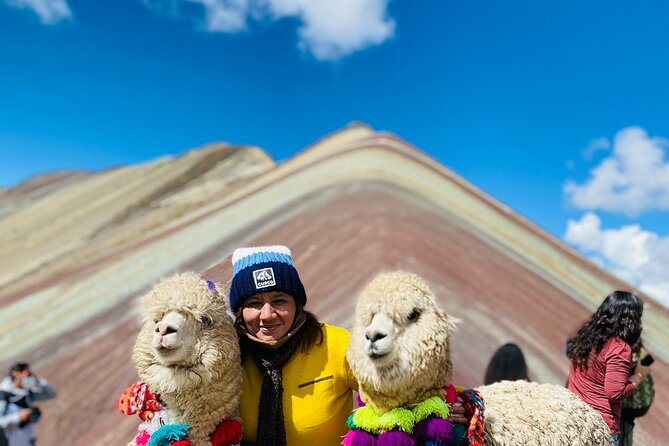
<box><xmin>240</xmin><ymin>324</ymin><xmax>357</xmax><ymax>446</ymax></box>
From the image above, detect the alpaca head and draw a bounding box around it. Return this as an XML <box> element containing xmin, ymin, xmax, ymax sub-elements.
<box><xmin>133</xmin><ymin>272</ymin><xmax>239</xmax><ymax>394</ymax></box>
<box><xmin>347</xmin><ymin>271</ymin><xmax>456</xmax><ymax>412</ymax></box>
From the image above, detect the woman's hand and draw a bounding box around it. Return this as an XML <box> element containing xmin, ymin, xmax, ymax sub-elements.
<box><xmin>448</xmin><ymin>397</ymin><xmax>468</xmax><ymax>425</ymax></box>
<box><xmin>632</xmin><ymin>364</ymin><xmax>651</xmax><ymax>384</ymax></box>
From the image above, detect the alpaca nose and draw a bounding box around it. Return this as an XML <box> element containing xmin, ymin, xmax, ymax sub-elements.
<box><xmin>365</xmin><ymin>327</ymin><xmax>387</xmax><ymax>343</ymax></box>
<box><xmin>155</xmin><ymin>321</ymin><xmax>178</xmax><ymax>336</ymax></box>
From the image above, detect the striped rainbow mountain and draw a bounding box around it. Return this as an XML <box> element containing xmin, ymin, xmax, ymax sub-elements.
<box><xmin>1</xmin><ymin>124</ymin><xmax>666</xmax><ymax>445</ymax></box>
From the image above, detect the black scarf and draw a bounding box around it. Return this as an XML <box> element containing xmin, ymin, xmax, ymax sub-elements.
<box><xmin>241</xmin><ymin>324</ymin><xmax>304</xmax><ymax>446</ymax></box>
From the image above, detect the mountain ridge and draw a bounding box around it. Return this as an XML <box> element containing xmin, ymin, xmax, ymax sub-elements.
<box><xmin>1</xmin><ymin>125</ymin><xmax>666</xmax><ymax>445</ymax></box>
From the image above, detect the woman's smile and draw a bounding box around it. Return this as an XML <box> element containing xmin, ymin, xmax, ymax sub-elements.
<box><xmin>243</xmin><ymin>291</ymin><xmax>297</xmax><ymax>342</ymax></box>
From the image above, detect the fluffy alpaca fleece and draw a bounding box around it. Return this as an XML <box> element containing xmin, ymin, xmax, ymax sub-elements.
<box><xmin>479</xmin><ymin>380</ymin><xmax>610</xmax><ymax>446</ymax></box>
<box><xmin>346</xmin><ymin>271</ymin><xmax>456</xmax><ymax>412</ymax></box>
<box><xmin>131</xmin><ymin>272</ymin><xmax>242</xmax><ymax>446</ymax></box>
<box><xmin>347</xmin><ymin>271</ymin><xmax>611</xmax><ymax>446</ymax></box>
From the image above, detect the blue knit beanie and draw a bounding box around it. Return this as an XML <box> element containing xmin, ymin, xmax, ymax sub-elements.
<box><xmin>229</xmin><ymin>245</ymin><xmax>307</xmax><ymax>313</ymax></box>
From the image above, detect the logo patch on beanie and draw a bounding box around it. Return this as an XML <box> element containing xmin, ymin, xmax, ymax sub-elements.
<box><xmin>253</xmin><ymin>268</ymin><xmax>275</xmax><ymax>289</ymax></box>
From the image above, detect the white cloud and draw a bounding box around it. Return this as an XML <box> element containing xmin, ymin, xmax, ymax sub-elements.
<box><xmin>565</xmin><ymin>212</ymin><xmax>669</xmax><ymax>307</ymax></box>
<box><xmin>564</xmin><ymin>212</ymin><xmax>603</xmax><ymax>252</ymax></box>
<box><xmin>564</xmin><ymin>126</ymin><xmax>669</xmax><ymax>215</ymax></box>
<box><xmin>581</xmin><ymin>136</ymin><xmax>610</xmax><ymax>161</ymax></box>
<box><xmin>271</xmin><ymin>0</ymin><xmax>395</xmax><ymax>61</ymax></box>
<box><xmin>189</xmin><ymin>0</ymin><xmax>251</xmax><ymax>32</ymax></box>
<box><xmin>7</xmin><ymin>0</ymin><xmax>71</xmax><ymax>24</ymax></box>
<box><xmin>151</xmin><ymin>0</ymin><xmax>395</xmax><ymax>60</ymax></box>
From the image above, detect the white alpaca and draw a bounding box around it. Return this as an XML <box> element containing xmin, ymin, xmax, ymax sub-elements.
<box><xmin>128</xmin><ymin>272</ymin><xmax>242</xmax><ymax>446</ymax></box>
<box><xmin>479</xmin><ymin>380</ymin><xmax>612</xmax><ymax>446</ymax></box>
<box><xmin>346</xmin><ymin>271</ymin><xmax>611</xmax><ymax>446</ymax></box>
<box><xmin>347</xmin><ymin>271</ymin><xmax>456</xmax><ymax>413</ymax></box>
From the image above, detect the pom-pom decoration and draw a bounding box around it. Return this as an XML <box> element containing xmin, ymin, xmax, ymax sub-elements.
<box><xmin>356</xmin><ymin>394</ymin><xmax>366</xmax><ymax>407</ymax></box>
<box><xmin>377</xmin><ymin>429</ymin><xmax>414</xmax><ymax>446</ymax></box>
<box><xmin>378</xmin><ymin>408</ymin><xmax>416</xmax><ymax>433</ymax></box>
<box><xmin>135</xmin><ymin>430</ymin><xmax>151</xmax><ymax>446</ymax></box>
<box><xmin>450</xmin><ymin>423</ymin><xmax>467</xmax><ymax>445</ymax></box>
<box><xmin>344</xmin><ymin>392</ymin><xmax>464</xmax><ymax>445</ymax></box>
<box><xmin>352</xmin><ymin>406</ymin><xmax>381</xmax><ymax>432</ymax></box>
<box><xmin>348</xmin><ymin>411</ymin><xmax>360</xmax><ymax>430</ymax></box>
<box><xmin>444</xmin><ymin>385</ymin><xmax>457</xmax><ymax>405</ymax></box>
<box><xmin>413</xmin><ymin>415</ymin><xmax>453</xmax><ymax>444</ymax></box>
<box><xmin>117</xmin><ymin>381</ymin><xmax>163</xmax><ymax>421</ymax></box>
<box><xmin>342</xmin><ymin>429</ymin><xmax>377</xmax><ymax>446</ymax></box>
<box><xmin>210</xmin><ymin>418</ymin><xmax>242</xmax><ymax>446</ymax></box>
<box><xmin>146</xmin><ymin>424</ymin><xmax>189</xmax><ymax>446</ymax></box>
<box><xmin>206</xmin><ymin>280</ymin><xmax>217</xmax><ymax>293</ymax></box>
<box><xmin>352</xmin><ymin>405</ymin><xmax>416</xmax><ymax>434</ymax></box>
<box><xmin>412</xmin><ymin>396</ymin><xmax>449</xmax><ymax>420</ymax></box>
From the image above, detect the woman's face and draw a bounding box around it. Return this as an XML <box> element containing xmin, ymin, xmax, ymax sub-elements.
<box><xmin>242</xmin><ymin>291</ymin><xmax>297</xmax><ymax>342</ymax></box>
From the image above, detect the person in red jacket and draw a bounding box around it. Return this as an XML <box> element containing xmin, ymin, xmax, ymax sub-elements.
<box><xmin>567</xmin><ymin>291</ymin><xmax>651</xmax><ymax>446</ymax></box>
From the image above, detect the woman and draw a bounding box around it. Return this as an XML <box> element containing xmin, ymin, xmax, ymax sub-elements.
<box><xmin>483</xmin><ymin>343</ymin><xmax>529</xmax><ymax>385</ymax></box>
<box><xmin>567</xmin><ymin>291</ymin><xmax>652</xmax><ymax>446</ymax></box>
<box><xmin>229</xmin><ymin>245</ymin><xmax>466</xmax><ymax>446</ymax></box>
<box><xmin>229</xmin><ymin>245</ymin><xmax>356</xmax><ymax>446</ymax></box>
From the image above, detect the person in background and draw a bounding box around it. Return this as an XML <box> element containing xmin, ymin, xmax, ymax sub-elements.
<box><xmin>483</xmin><ymin>342</ymin><xmax>530</xmax><ymax>385</ymax></box>
<box><xmin>567</xmin><ymin>291</ymin><xmax>651</xmax><ymax>446</ymax></box>
<box><xmin>0</xmin><ymin>363</ymin><xmax>56</xmax><ymax>446</ymax></box>
<box><xmin>619</xmin><ymin>340</ymin><xmax>655</xmax><ymax>446</ymax></box>
<box><xmin>228</xmin><ymin>245</ymin><xmax>468</xmax><ymax>446</ymax></box>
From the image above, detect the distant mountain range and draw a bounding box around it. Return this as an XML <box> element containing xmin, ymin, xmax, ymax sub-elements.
<box><xmin>1</xmin><ymin>124</ymin><xmax>666</xmax><ymax>445</ymax></box>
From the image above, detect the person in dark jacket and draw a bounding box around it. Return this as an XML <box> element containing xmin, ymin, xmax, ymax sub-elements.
<box><xmin>0</xmin><ymin>363</ymin><xmax>56</xmax><ymax>446</ymax></box>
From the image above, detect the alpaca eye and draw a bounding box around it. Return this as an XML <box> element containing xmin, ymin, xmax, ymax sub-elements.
<box><xmin>199</xmin><ymin>316</ymin><xmax>213</xmax><ymax>327</ymax></box>
<box><xmin>407</xmin><ymin>309</ymin><xmax>421</xmax><ymax>322</ymax></box>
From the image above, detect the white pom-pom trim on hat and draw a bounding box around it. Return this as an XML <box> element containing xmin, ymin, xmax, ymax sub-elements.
<box><xmin>232</xmin><ymin>245</ymin><xmax>292</xmax><ymax>265</ymax></box>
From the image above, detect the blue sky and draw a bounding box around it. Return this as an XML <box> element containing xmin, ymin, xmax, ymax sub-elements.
<box><xmin>1</xmin><ymin>0</ymin><xmax>668</xmax><ymax>304</ymax></box>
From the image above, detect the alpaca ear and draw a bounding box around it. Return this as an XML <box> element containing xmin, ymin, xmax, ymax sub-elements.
<box><xmin>450</xmin><ymin>315</ymin><xmax>459</xmax><ymax>333</ymax></box>
<box><xmin>443</xmin><ymin>312</ymin><xmax>459</xmax><ymax>334</ymax></box>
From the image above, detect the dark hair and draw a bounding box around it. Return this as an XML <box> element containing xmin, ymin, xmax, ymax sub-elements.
<box><xmin>568</xmin><ymin>290</ymin><xmax>643</xmax><ymax>370</ymax></box>
<box><xmin>484</xmin><ymin>343</ymin><xmax>529</xmax><ymax>385</ymax></box>
<box><xmin>294</xmin><ymin>310</ymin><xmax>324</xmax><ymax>353</ymax></box>
<box><xmin>234</xmin><ymin>306</ymin><xmax>324</xmax><ymax>354</ymax></box>
<box><xmin>9</xmin><ymin>363</ymin><xmax>29</xmax><ymax>374</ymax></box>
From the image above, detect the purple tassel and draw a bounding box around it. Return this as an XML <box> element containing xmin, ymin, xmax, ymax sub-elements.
<box><xmin>342</xmin><ymin>429</ymin><xmax>377</xmax><ymax>446</ymax></box>
<box><xmin>377</xmin><ymin>429</ymin><xmax>414</xmax><ymax>446</ymax></box>
<box><xmin>413</xmin><ymin>416</ymin><xmax>453</xmax><ymax>443</ymax></box>
<box><xmin>206</xmin><ymin>280</ymin><xmax>217</xmax><ymax>292</ymax></box>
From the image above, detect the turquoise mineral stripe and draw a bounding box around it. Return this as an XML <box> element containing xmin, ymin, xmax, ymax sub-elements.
<box><xmin>232</xmin><ymin>251</ymin><xmax>293</xmax><ymax>274</ymax></box>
